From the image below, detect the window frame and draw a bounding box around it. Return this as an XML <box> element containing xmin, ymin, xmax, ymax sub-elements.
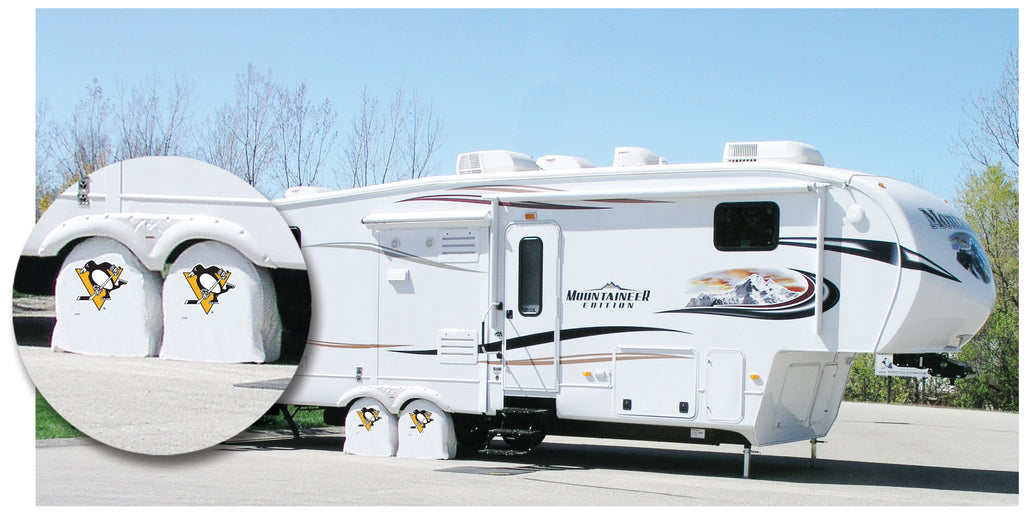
<box><xmin>713</xmin><ymin>201</ymin><xmax>781</xmax><ymax>252</ymax></box>
<box><xmin>517</xmin><ymin>236</ymin><xmax>544</xmax><ymax>317</ymax></box>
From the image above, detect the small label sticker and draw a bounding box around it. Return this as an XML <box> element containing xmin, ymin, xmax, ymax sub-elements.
<box><xmin>690</xmin><ymin>428</ymin><xmax>706</xmax><ymax>439</ymax></box>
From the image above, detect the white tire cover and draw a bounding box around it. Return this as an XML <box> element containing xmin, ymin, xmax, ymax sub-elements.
<box><xmin>160</xmin><ymin>241</ymin><xmax>281</xmax><ymax>363</ymax></box>
<box><xmin>343</xmin><ymin>397</ymin><xmax>398</xmax><ymax>457</ymax></box>
<box><xmin>52</xmin><ymin>237</ymin><xmax>162</xmax><ymax>357</ymax></box>
<box><xmin>397</xmin><ymin>399</ymin><xmax>457</xmax><ymax>460</ymax></box>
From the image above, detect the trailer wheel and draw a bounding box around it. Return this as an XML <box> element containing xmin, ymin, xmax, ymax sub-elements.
<box><xmin>160</xmin><ymin>241</ymin><xmax>282</xmax><ymax>363</ymax></box>
<box><xmin>396</xmin><ymin>399</ymin><xmax>457</xmax><ymax>459</ymax></box>
<box><xmin>343</xmin><ymin>397</ymin><xmax>398</xmax><ymax>456</ymax></box>
<box><xmin>502</xmin><ymin>432</ymin><xmax>545</xmax><ymax>451</ymax></box>
<box><xmin>51</xmin><ymin>237</ymin><xmax>162</xmax><ymax>356</ymax></box>
<box><xmin>453</xmin><ymin>415</ymin><xmax>493</xmax><ymax>454</ymax></box>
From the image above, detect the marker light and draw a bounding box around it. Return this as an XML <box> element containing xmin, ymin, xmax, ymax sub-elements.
<box><xmin>525</xmin><ymin>212</ymin><xmax>537</xmax><ymax>220</ymax></box>
<box><xmin>583</xmin><ymin>371</ymin><xmax>592</xmax><ymax>377</ymax></box>
<box><xmin>750</xmin><ymin>374</ymin><xmax>761</xmax><ymax>380</ymax></box>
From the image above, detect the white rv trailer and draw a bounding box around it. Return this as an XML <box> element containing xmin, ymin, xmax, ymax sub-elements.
<box><xmin>15</xmin><ymin>157</ymin><xmax>311</xmax><ymax>362</ymax></box>
<box><xmin>274</xmin><ymin>140</ymin><xmax>994</xmax><ymax>466</ymax></box>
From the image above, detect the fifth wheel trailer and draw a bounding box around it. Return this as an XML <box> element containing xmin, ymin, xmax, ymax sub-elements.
<box><xmin>274</xmin><ymin>141</ymin><xmax>994</xmax><ymax>464</ymax></box>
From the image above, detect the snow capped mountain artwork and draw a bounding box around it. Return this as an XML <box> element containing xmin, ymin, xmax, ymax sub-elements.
<box><xmin>685</xmin><ymin>269</ymin><xmax>806</xmax><ymax>308</ymax></box>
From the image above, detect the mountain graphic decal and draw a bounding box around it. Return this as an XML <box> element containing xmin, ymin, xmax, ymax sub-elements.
<box><xmin>660</xmin><ymin>268</ymin><xmax>839</xmax><ymax>320</ymax></box>
<box><xmin>686</xmin><ymin>273</ymin><xmax>799</xmax><ymax>307</ymax></box>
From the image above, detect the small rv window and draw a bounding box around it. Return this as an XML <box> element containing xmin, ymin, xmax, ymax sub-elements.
<box><xmin>518</xmin><ymin>237</ymin><xmax>543</xmax><ymax>316</ymax></box>
<box><xmin>714</xmin><ymin>202</ymin><xmax>779</xmax><ymax>251</ymax></box>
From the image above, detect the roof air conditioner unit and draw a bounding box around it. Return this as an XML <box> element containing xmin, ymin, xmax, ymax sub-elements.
<box><xmin>723</xmin><ymin>141</ymin><xmax>825</xmax><ymax>166</ymax></box>
<box><xmin>456</xmin><ymin>150</ymin><xmax>540</xmax><ymax>175</ymax></box>
<box><xmin>536</xmin><ymin>155</ymin><xmax>597</xmax><ymax>171</ymax></box>
<box><xmin>284</xmin><ymin>185</ymin><xmax>331</xmax><ymax>197</ymax></box>
<box><xmin>613</xmin><ymin>147</ymin><xmax>661</xmax><ymax>167</ymax></box>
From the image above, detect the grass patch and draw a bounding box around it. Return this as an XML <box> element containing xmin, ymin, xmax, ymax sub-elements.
<box><xmin>36</xmin><ymin>391</ymin><xmax>86</xmax><ymax>440</ymax></box>
<box><xmin>37</xmin><ymin>391</ymin><xmax>325</xmax><ymax>440</ymax></box>
<box><xmin>247</xmin><ymin>405</ymin><xmax>326</xmax><ymax>431</ymax></box>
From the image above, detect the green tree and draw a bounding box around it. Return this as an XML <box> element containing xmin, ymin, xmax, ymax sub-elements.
<box><xmin>952</xmin><ymin>165</ymin><xmax>1018</xmax><ymax>411</ymax></box>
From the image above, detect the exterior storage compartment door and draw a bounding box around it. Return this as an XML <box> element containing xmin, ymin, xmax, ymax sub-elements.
<box><xmin>705</xmin><ymin>349</ymin><xmax>744</xmax><ymax>423</ymax></box>
<box><xmin>613</xmin><ymin>347</ymin><xmax>697</xmax><ymax>419</ymax></box>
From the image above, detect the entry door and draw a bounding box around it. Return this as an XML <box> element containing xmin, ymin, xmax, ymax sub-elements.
<box><xmin>503</xmin><ymin>223</ymin><xmax>561</xmax><ymax>396</ymax></box>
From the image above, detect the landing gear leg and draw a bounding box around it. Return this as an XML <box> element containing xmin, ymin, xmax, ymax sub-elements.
<box><xmin>743</xmin><ymin>445</ymin><xmax>752</xmax><ymax>478</ymax></box>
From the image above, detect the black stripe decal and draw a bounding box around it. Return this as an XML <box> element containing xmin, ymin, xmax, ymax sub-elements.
<box><xmin>391</xmin><ymin>326</ymin><xmax>689</xmax><ymax>356</ymax></box>
<box><xmin>779</xmin><ymin>237</ymin><xmax>960</xmax><ymax>283</ymax></box>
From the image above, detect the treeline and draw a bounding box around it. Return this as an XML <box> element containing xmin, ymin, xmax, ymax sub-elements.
<box><xmin>34</xmin><ymin>63</ymin><xmax>446</xmax><ymax>216</ymax></box>
<box><xmin>844</xmin><ymin>49</ymin><xmax>1019</xmax><ymax>412</ymax></box>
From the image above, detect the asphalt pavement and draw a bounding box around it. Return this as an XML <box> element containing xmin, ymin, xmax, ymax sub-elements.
<box><xmin>34</xmin><ymin>401</ymin><xmax>1018</xmax><ymax>505</ymax></box>
<box><xmin>22</xmin><ymin>345</ymin><xmax>296</xmax><ymax>455</ymax></box>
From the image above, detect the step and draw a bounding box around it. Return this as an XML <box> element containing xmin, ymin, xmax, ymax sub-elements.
<box><xmin>488</xmin><ymin>428</ymin><xmax>544</xmax><ymax>438</ymax></box>
<box><xmin>478</xmin><ymin>448</ymin><xmax>532</xmax><ymax>456</ymax></box>
<box><xmin>499</xmin><ymin>407</ymin><xmax>552</xmax><ymax>416</ymax></box>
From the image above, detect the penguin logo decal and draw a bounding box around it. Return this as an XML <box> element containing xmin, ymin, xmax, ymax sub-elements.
<box><xmin>409</xmin><ymin>409</ymin><xmax>434</xmax><ymax>433</ymax></box>
<box><xmin>183</xmin><ymin>264</ymin><xmax>235</xmax><ymax>314</ymax></box>
<box><xmin>75</xmin><ymin>260</ymin><xmax>127</xmax><ymax>310</ymax></box>
<box><xmin>357</xmin><ymin>407</ymin><xmax>383</xmax><ymax>431</ymax></box>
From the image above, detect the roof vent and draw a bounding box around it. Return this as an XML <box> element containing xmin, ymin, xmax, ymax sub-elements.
<box><xmin>536</xmin><ymin>155</ymin><xmax>597</xmax><ymax>170</ymax></box>
<box><xmin>284</xmin><ymin>185</ymin><xmax>331</xmax><ymax>197</ymax></box>
<box><xmin>613</xmin><ymin>147</ymin><xmax>662</xmax><ymax>167</ymax></box>
<box><xmin>723</xmin><ymin>141</ymin><xmax>824</xmax><ymax>166</ymax></box>
<box><xmin>456</xmin><ymin>150</ymin><xmax>541</xmax><ymax>175</ymax></box>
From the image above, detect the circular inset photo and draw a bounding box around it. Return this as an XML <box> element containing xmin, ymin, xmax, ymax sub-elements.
<box><xmin>13</xmin><ymin>156</ymin><xmax>311</xmax><ymax>455</ymax></box>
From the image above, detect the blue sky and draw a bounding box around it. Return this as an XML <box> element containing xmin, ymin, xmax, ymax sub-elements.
<box><xmin>31</xmin><ymin>8</ymin><xmax>1018</xmax><ymax>200</ymax></box>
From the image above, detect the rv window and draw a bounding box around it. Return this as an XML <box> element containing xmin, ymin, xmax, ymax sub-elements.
<box><xmin>518</xmin><ymin>237</ymin><xmax>543</xmax><ymax>316</ymax></box>
<box><xmin>714</xmin><ymin>202</ymin><xmax>779</xmax><ymax>251</ymax></box>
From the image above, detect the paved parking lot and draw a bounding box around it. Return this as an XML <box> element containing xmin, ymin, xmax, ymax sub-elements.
<box><xmin>21</xmin><ymin>345</ymin><xmax>295</xmax><ymax>455</ymax></box>
<box><xmin>35</xmin><ymin>401</ymin><xmax>1018</xmax><ymax>505</ymax></box>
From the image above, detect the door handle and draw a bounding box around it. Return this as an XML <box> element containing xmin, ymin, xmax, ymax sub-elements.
<box><xmin>506</xmin><ymin>310</ymin><xmax>513</xmax><ymax>320</ymax></box>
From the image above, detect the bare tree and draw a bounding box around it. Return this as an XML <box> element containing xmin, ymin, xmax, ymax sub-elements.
<box><xmin>955</xmin><ymin>48</ymin><xmax>1019</xmax><ymax>179</ymax></box>
<box><xmin>45</xmin><ymin>79</ymin><xmax>113</xmax><ymax>188</ymax></box>
<box><xmin>201</xmin><ymin>64</ymin><xmax>281</xmax><ymax>194</ymax></box>
<box><xmin>277</xmin><ymin>83</ymin><xmax>338</xmax><ymax>190</ymax></box>
<box><xmin>199</xmin><ymin>106</ymin><xmax>245</xmax><ymax>179</ymax></box>
<box><xmin>115</xmin><ymin>74</ymin><xmax>195</xmax><ymax>159</ymax></box>
<box><xmin>35</xmin><ymin>100</ymin><xmax>61</xmax><ymax>218</ymax></box>
<box><xmin>340</xmin><ymin>85</ymin><xmax>446</xmax><ymax>187</ymax></box>
<box><xmin>403</xmin><ymin>89</ymin><xmax>446</xmax><ymax>180</ymax></box>
<box><xmin>342</xmin><ymin>86</ymin><xmax>383</xmax><ymax>188</ymax></box>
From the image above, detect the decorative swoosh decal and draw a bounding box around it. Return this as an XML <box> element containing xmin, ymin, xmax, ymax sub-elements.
<box><xmin>399</xmin><ymin>193</ymin><xmax>605</xmax><ymax>211</ymax></box>
<box><xmin>778</xmin><ymin>237</ymin><xmax>959</xmax><ymax>283</ymax></box>
<box><xmin>490</xmin><ymin>352</ymin><xmax>684</xmax><ymax>367</ymax></box>
<box><xmin>449</xmin><ymin>184</ymin><xmax>566</xmax><ymax>194</ymax></box>
<box><xmin>390</xmin><ymin>325</ymin><xmax>690</xmax><ymax>356</ymax></box>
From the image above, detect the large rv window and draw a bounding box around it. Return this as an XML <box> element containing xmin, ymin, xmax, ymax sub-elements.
<box><xmin>518</xmin><ymin>237</ymin><xmax>543</xmax><ymax>316</ymax></box>
<box><xmin>714</xmin><ymin>202</ymin><xmax>779</xmax><ymax>251</ymax></box>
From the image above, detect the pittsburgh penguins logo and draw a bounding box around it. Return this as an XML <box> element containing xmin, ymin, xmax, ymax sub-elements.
<box><xmin>357</xmin><ymin>407</ymin><xmax>383</xmax><ymax>431</ymax></box>
<box><xmin>184</xmin><ymin>264</ymin><xmax>235</xmax><ymax>314</ymax></box>
<box><xmin>409</xmin><ymin>409</ymin><xmax>433</xmax><ymax>433</ymax></box>
<box><xmin>75</xmin><ymin>260</ymin><xmax>127</xmax><ymax>310</ymax></box>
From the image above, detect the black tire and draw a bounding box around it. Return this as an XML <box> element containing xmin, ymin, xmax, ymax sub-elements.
<box><xmin>454</xmin><ymin>416</ymin><xmax>493</xmax><ymax>454</ymax></box>
<box><xmin>502</xmin><ymin>432</ymin><xmax>545</xmax><ymax>451</ymax></box>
